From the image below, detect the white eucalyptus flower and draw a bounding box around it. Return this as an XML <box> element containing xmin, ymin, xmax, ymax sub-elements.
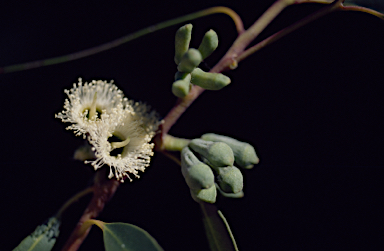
<box><xmin>57</xmin><ymin>78</ymin><xmax>161</xmax><ymax>182</ymax></box>
<box><xmin>87</xmin><ymin>100</ymin><xmax>160</xmax><ymax>182</ymax></box>
<box><xmin>55</xmin><ymin>78</ymin><xmax>125</xmax><ymax>138</ymax></box>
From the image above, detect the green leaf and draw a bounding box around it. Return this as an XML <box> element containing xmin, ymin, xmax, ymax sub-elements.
<box><xmin>13</xmin><ymin>217</ymin><xmax>60</xmax><ymax>251</ymax></box>
<box><xmin>200</xmin><ymin>204</ymin><xmax>237</xmax><ymax>251</ymax></box>
<box><xmin>103</xmin><ymin>222</ymin><xmax>164</xmax><ymax>251</ymax></box>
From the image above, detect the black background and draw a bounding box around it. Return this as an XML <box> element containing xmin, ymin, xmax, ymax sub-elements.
<box><xmin>1</xmin><ymin>1</ymin><xmax>383</xmax><ymax>250</ymax></box>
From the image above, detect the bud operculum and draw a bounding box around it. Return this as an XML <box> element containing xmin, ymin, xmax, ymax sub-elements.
<box><xmin>201</xmin><ymin>133</ymin><xmax>259</xmax><ymax>169</ymax></box>
<box><xmin>191</xmin><ymin>68</ymin><xmax>231</xmax><ymax>91</ymax></box>
<box><xmin>189</xmin><ymin>139</ymin><xmax>234</xmax><ymax>168</ymax></box>
<box><xmin>174</xmin><ymin>24</ymin><xmax>193</xmax><ymax>65</ymax></box>
<box><xmin>181</xmin><ymin>147</ymin><xmax>215</xmax><ymax>190</ymax></box>
<box><xmin>198</xmin><ymin>29</ymin><xmax>218</xmax><ymax>60</ymax></box>
<box><xmin>216</xmin><ymin>166</ymin><xmax>243</xmax><ymax>194</ymax></box>
<box><xmin>190</xmin><ymin>185</ymin><xmax>217</xmax><ymax>203</ymax></box>
<box><xmin>172</xmin><ymin>72</ymin><xmax>191</xmax><ymax>97</ymax></box>
<box><xmin>177</xmin><ymin>48</ymin><xmax>203</xmax><ymax>73</ymax></box>
<box><xmin>215</xmin><ymin>183</ymin><xmax>244</xmax><ymax>198</ymax></box>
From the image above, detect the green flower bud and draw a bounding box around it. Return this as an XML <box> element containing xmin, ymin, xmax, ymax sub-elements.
<box><xmin>172</xmin><ymin>72</ymin><xmax>191</xmax><ymax>97</ymax></box>
<box><xmin>174</xmin><ymin>24</ymin><xmax>193</xmax><ymax>65</ymax></box>
<box><xmin>191</xmin><ymin>68</ymin><xmax>231</xmax><ymax>90</ymax></box>
<box><xmin>190</xmin><ymin>184</ymin><xmax>217</xmax><ymax>203</ymax></box>
<box><xmin>216</xmin><ymin>166</ymin><xmax>243</xmax><ymax>194</ymax></box>
<box><xmin>189</xmin><ymin>139</ymin><xmax>234</xmax><ymax>168</ymax></box>
<box><xmin>201</xmin><ymin>133</ymin><xmax>259</xmax><ymax>169</ymax></box>
<box><xmin>181</xmin><ymin>147</ymin><xmax>215</xmax><ymax>189</ymax></box>
<box><xmin>198</xmin><ymin>29</ymin><xmax>218</xmax><ymax>59</ymax></box>
<box><xmin>174</xmin><ymin>71</ymin><xmax>190</xmax><ymax>81</ymax></box>
<box><xmin>177</xmin><ymin>48</ymin><xmax>202</xmax><ymax>73</ymax></box>
<box><xmin>216</xmin><ymin>183</ymin><xmax>244</xmax><ymax>198</ymax></box>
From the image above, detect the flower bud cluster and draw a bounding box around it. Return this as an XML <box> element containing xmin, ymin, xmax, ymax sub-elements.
<box><xmin>172</xmin><ymin>24</ymin><xmax>231</xmax><ymax>97</ymax></box>
<box><xmin>56</xmin><ymin>78</ymin><xmax>160</xmax><ymax>182</ymax></box>
<box><xmin>180</xmin><ymin>133</ymin><xmax>259</xmax><ymax>203</ymax></box>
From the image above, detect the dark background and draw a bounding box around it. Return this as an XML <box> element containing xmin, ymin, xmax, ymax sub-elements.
<box><xmin>1</xmin><ymin>1</ymin><xmax>383</xmax><ymax>250</ymax></box>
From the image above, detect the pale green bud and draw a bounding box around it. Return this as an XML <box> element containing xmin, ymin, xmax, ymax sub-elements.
<box><xmin>216</xmin><ymin>166</ymin><xmax>243</xmax><ymax>194</ymax></box>
<box><xmin>216</xmin><ymin>183</ymin><xmax>244</xmax><ymax>198</ymax></box>
<box><xmin>174</xmin><ymin>24</ymin><xmax>193</xmax><ymax>65</ymax></box>
<box><xmin>198</xmin><ymin>29</ymin><xmax>218</xmax><ymax>59</ymax></box>
<box><xmin>177</xmin><ymin>48</ymin><xmax>202</xmax><ymax>73</ymax></box>
<box><xmin>174</xmin><ymin>71</ymin><xmax>190</xmax><ymax>81</ymax></box>
<box><xmin>191</xmin><ymin>68</ymin><xmax>231</xmax><ymax>90</ymax></box>
<box><xmin>172</xmin><ymin>72</ymin><xmax>191</xmax><ymax>97</ymax></box>
<box><xmin>201</xmin><ymin>133</ymin><xmax>259</xmax><ymax>169</ymax></box>
<box><xmin>181</xmin><ymin>147</ymin><xmax>215</xmax><ymax>189</ymax></box>
<box><xmin>190</xmin><ymin>184</ymin><xmax>217</xmax><ymax>203</ymax></box>
<box><xmin>189</xmin><ymin>139</ymin><xmax>234</xmax><ymax>168</ymax></box>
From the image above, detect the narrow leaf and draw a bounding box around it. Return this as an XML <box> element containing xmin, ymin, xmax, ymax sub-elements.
<box><xmin>200</xmin><ymin>203</ymin><xmax>236</xmax><ymax>251</ymax></box>
<box><xmin>103</xmin><ymin>222</ymin><xmax>163</xmax><ymax>251</ymax></box>
<box><xmin>13</xmin><ymin>217</ymin><xmax>60</xmax><ymax>251</ymax></box>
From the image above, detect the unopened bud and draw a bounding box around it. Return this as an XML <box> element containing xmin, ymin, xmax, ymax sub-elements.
<box><xmin>177</xmin><ymin>48</ymin><xmax>202</xmax><ymax>73</ymax></box>
<box><xmin>174</xmin><ymin>24</ymin><xmax>193</xmax><ymax>65</ymax></box>
<box><xmin>198</xmin><ymin>29</ymin><xmax>218</xmax><ymax>59</ymax></box>
<box><xmin>189</xmin><ymin>139</ymin><xmax>234</xmax><ymax>168</ymax></box>
<box><xmin>216</xmin><ymin>166</ymin><xmax>243</xmax><ymax>194</ymax></box>
<box><xmin>190</xmin><ymin>184</ymin><xmax>217</xmax><ymax>203</ymax></box>
<box><xmin>201</xmin><ymin>133</ymin><xmax>259</xmax><ymax>169</ymax></box>
<box><xmin>191</xmin><ymin>68</ymin><xmax>230</xmax><ymax>90</ymax></box>
<box><xmin>172</xmin><ymin>72</ymin><xmax>191</xmax><ymax>97</ymax></box>
<box><xmin>181</xmin><ymin>147</ymin><xmax>214</xmax><ymax>189</ymax></box>
<box><xmin>174</xmin><ymin>71</ymin><xmax>190</xmax><ymax>81</ymax></box>
<box><xmin>216</xmin><ymin>183</ymin><xmax>244</xmax><ymax>198</ymax></box>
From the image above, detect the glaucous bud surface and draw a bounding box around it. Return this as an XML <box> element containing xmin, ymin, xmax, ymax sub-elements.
<box><xmin>216</xmin><ymin>166</ymin><xmax>243</xmax><ymax>194</ymax></box>
<box><xmin>181</xmin><ymin>147</ymin><xmax>215</xmax><ymax>190</ymax></box>
<box><xmin>189</xmin><ymin>139</ymin><xmax>234</xmax><ymax>168</ymax></box>
<box><xmin>177</xmin><ymin>48</ymin><xmax>202</xmax><ymax>73</ymax></box>
<box><xmin>198</xmin><ymin>29</ymin><xmax>218</xmax><ymax>59</ymax></box>
<box><xmin>202</xmin><ymin>133</ymin><xmax>259</xmax><ymax>169</ymax></box>
<box><xmin>174</xmin><ymin>24</ymin><xmax>193</xmax><ymax>65</ymax></box>
<box><xmin>191</xmin><ymin>68</ymin><xmax>231</xmax><ymax>90</ymax></box>
<box><xmin>172</xmin><ymin>72</ymin><xmax>191</xmax><ymax>97</ymax></box>
<box><xmin>190</xmin><ymin>184</ymin><xmax>217</xmax><ymax>203</ymax></box>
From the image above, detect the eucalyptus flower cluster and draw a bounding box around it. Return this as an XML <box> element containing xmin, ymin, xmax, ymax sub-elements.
<box><xmin>56</xmin><ymin>78</ymin><xmax>160</xmax><ymax>182</ymax></box>
<box><xmin>172</xmin><ymin>24</ymin><xmax>231</xmax><ymax>97</ymax></box>
<box><xmin>181</xmin><ymin>133</ymin><xmax>259</xmax><ymax>203</ymax></box>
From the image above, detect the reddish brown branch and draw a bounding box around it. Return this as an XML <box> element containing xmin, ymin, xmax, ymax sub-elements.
<box><xmin>61</xmin><ymin>170</ymin><xmax>120</xmax><ymax>251</ymax></box>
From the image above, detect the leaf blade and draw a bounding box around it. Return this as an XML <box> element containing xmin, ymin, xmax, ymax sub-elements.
<box><xmin>13</xmin><ymin>217</ymin><xmax>60</xmax><ymax>251</ymax></box>
<box><xmin>103</xmin><ymin>222</ymin><xmax>163</xmax><ymax>251</ymax></box>
<box><xmin>200</xmin><ymin>203</ymin><xmax>236</xmax><ymax>251</ymax></box>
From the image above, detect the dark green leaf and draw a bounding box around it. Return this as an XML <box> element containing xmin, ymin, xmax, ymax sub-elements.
<box><xmin>13</xmin><ymin>217</ymin><xmax>60</xmax><ymax>251</ymax></box>
<box><xmin>200</xmin><ymin>203</ymin><xmax>236</xmax><ymax>251</ymax></box>
<box><xmin>103</xmin><ymin>223</ymin><xmax>163</xmax><ymax>251</ymax></box>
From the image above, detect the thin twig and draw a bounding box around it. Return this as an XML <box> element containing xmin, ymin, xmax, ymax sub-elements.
<box><xmin>340</xmin><ymin>5</ymin><xmax>384</xmax><ymax>19</ymax></box>
<box><xmin>162</xmin><ymin>151</ymin><xmax>182</xmax><ymax>166</ymax></box>
<box><xmin>237</xmin><ymin>0</ymin><xmax>343</xmax><ymax>62</ymax></box>
<box><xmin>0</xmin><ymin>7</ymin><xmax>242</xmax><ymax>74</ymax></box>
<box><xmin>55</xmin><ymin>187</ymin><xmax>94</xmax><ymax>219</ymax></box>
